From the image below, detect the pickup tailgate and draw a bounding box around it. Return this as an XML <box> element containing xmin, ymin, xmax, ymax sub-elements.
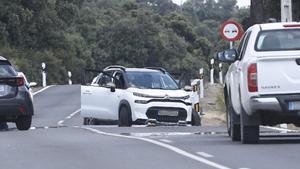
<box><xmin>257</xmin><ymin>56</ymin><xmax>300</xmax><ymax>95</ymax></box>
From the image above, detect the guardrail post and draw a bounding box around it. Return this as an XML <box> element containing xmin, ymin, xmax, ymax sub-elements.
<box><xmin>210</xmin><ymin>59</ymin><xmax>214</xmax><ymax>85</ymax></box>
<box><xmin>199</xmin><ymin>68</ymin><xmax>204</xmax><ymax>98</ymax></box>
<box><xmin>68</xmin><ymin>71</ymin><xmax>72</xmax><ymax>85</ymax></box>
<box><xmin>42</xmin><ymin>62</ymin><xmax>47</xmax><ymax>87</ymax></box>
<box><xmin>219</xmin><ymin>63</ymin><xmax>223</xmax><ymax>84</ymax></box>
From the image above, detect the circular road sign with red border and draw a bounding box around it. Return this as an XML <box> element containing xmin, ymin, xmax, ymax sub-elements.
<box><xmin>220</xmin><ymin>21</ymin><xmax>244</xmax><ymax>41</ymax></box>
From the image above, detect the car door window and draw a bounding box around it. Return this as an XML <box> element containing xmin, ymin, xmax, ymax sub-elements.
<box><xmin>97</xmin><ymin>71</ymin><xmax>113</xmax><ymax>87</ymax></box>
<box><xmin>114</xmin><ymin>72</ymin><xmax>125</xmax><ymax>89</ymax></box>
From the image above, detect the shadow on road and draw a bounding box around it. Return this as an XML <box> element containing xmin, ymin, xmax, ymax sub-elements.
<box><xmin>259</xmin><ymin>134</ymin><xmax>300</xmax><ymax>144</ymax></box>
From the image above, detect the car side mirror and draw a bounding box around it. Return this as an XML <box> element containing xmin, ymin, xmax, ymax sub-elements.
<box><xmin>106</xmin><ymin>82</ymin><xmax>116</xmax><ymax>92</ymax></box>
<box><xmin>29</xmin><ymin>82</ymin><xmax>37</xmax><ymax>87</ymax></box>
<box><xmin>217</xmin><ymin>49</ymin><xmax>238</xmax><ymax>63</ymax></box>
<box><xmin>183</xmin><ymin>85</ymin><xmax>192</xmax><ymax>92</ymax></box>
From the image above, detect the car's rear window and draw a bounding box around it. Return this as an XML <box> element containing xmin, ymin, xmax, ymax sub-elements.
<box><xmin>0</xmin><ymin>62</ymin><xmax>17</xmax><ymax>77</ymax></box>
<box><xmin>255</xmin><ymin>29</ymin><xmax>300</xmax><ymax>51</ymax></box>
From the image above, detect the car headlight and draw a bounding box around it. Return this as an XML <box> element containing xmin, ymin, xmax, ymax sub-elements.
<box><xmin>133</xmin><ymin>92</ymin><xmax>150</xmax><ymax>98</ymax></box>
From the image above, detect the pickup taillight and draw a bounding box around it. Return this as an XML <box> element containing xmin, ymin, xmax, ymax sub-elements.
<box><xmin>247</xmin><ymin>63</ymin><xmax>257</xmax><ymax>92</ymax></box>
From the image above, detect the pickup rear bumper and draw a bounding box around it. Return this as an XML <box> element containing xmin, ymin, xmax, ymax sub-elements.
<box><xmin>248</xmin><ymin>94</ymin><xmax>300</xmax><ymax>114</ymax></box>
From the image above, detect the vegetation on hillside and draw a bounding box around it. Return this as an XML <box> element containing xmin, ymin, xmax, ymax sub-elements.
<box><xmin>0</xmin><ymin>0</ymin><xmax>249</xmax><ymax>85</ymax></box>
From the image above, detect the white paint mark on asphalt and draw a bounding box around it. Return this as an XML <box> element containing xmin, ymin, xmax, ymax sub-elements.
<box><xmin>82</xmin><ymin>127</ymin><xmax>232</xmax><ymax>169</ymax></box>
<box><xmin>57</xmin><ymin>109</ymin><xmax>81</xmax><ymax>126</ymax></box>
<box><xmin>159</xmin><ymin>139</ymin><xmax>173</xmax><ymax>143</ymax></box>
<box><xmin>44</xmin><ymin>126</ymin><xmax>49</xmax><ymax>129</ymax></box>
<box><xmin>33</xmin><ymin>85</ymin><xmax>54</xmax><ymax>96</ymax></box>
<box><xmin>196</xmin><ymin>152</ymin><xmax>214</xmax><ymax>158</ymax></box>
<box><xmin>130</xmin><ymin>132</ymin><xmax>193</xmax><ymax>137</ymax></box>
<box><xmin>239</xmin><ymin>168</ymin><xmax>251</xmax><ymax>169</ymax></box>
<box><xmin>58</xmin><ymin>120</ymin><xmax>64</xmax><ymax>126</ymax></box>
<box><xmin>261</xmin><ymin>126</ymin><xmax>298</xmax><ymax>133</ymax></box>
<box><xmin>30</xmin><ymin>127</ymin><xmax>36</xmax><ymax>130</ymax></box>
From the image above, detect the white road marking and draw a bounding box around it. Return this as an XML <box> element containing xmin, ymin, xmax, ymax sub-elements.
<box><xmin>33</xmin><ymin>85</ymin><xmax>54</xmax><ymax>96</ymax></box>
<box><xmin>82</xmin><ymin>127</ymin><xmax>232</xmax><ymax>169</ymax></box>
<box><xmin>30</xmin><ymin>127</ymin><xmax>36</xmax><ymax>130</ymax></box>
<box><xmin>239</xmin><ymin>168</ymin><xmax>251</xmax><ymax>169</ymax></box>
<box><xmin>130</xmin><ymin>132</ymin><xmax>193</xmax><ymax>137</ymax></box>
<box><xmin>57</xmin><ymin>109</ymin><xmax>81</xmax><ymax>126</ymax></box>
<box><xmin>58</xmin><ymin>120</ymin><xmax>64</xmax><ymax>126</ymax></box>
<box><xmin>196</xmin><ymin>152</ymin><xmax>214</xmax><ymax>158</ymax></box>
<box><xmin>261</xmin><ymin>126</ymin><xmax>298</xmax><ymax>133</ymax></box>
<box><xmin>159</xmin><ymin>139</ymin><xmax>173</xmax><ymax>143</ymax></box>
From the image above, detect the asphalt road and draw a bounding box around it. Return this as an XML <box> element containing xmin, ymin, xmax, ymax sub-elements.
<box><xmin>1</xmin><ymin>85</ymin><xmax>300</xmax><ymax>169</ymax></box>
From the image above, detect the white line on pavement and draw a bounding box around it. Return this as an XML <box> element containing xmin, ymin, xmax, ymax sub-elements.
<box><xmin>82</xmin><ymin>127</ymin><xmax>232</xmax><ymax>169</ymax></box>
<box><xmin>33</xmin><ymin>85</ymin><xmax>54</xmax><ymax>96</ymax></box>
<box><xmin>57</xmin><ymin>109</ymin><xmax>81</xmax><ymax>126</ymax></box>
<box><xmin>239</xmin><ymin>168</ymin><xmax>251</xmax><ymax>169</ymax></box>
<box><xmin>159</xmin><ymin>139</ymin><xmax>173</xmax><ymax>143</ymax></box>
<box><xmin>196</xmin><ymin>152</ymin><xmax>214</xmax><ymax>158</ymax></box>
<box><xmin>261</xmin><ymin>126</ymin><xmax>298</xmax><ymax>133</ymax></box>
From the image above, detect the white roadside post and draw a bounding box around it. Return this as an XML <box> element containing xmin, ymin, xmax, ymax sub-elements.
<box><xmin>68</xmin><ymin>71</ymin><xmax>72</xmax><ymax>85</ymax></box>
<box><xmin>41</xmin><ymin>62</ymin><xmax>46</xmax><ymax>87</ymax></box>
<box><xmin>219</xmin><ymin>63</ymin><xmax>223</xmax><ymax>84</ymax></box>
<box><xmin>199</xmin><ymin>68</ymin><xmax>204</xmax><ymax>98</ymax></box>
<box><xmin>281</xmin><ymin>0</ymin><xmax>292</xmax><ymax>22</ymax></box>
<box><xmin>210</xmin><ymin>59</ymin><xmax>214</xmax><ymax>85</ymax></box>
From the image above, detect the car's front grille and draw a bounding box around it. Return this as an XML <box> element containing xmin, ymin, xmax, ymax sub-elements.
<box><xmin>147</xmin><ymin>99</ymin><xmax>192</xmax><ymax>106</ymax></box>
<box><xmin>146</xmin><ymin>107</ymin><xmax>187</xmax><ymax>122</ymax></box>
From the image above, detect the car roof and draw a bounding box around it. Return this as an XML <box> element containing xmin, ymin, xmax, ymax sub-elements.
<box><xmin>0</xmin><ymin>56</ymin><xmax>11</xmax><ymax>65</ymax></box>
<box><xmin>259</xmin><ymin>22</ymin><xmax>300</xmax><ymax>31</ymax></box>
<box><xmin>126</xmin><ymin>68</ymin><xmax>161</xmax><ymax>73</ymax></box>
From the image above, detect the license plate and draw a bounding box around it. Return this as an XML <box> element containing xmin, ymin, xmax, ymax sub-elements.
<box><xmin>158</xmin><ymin>110</ymin><xmax>178</xmax><ymax>116</ymax></box>
<box><xmin>288</xmin><ymin>101</ymin><xmax>300</xmax><ymax>110</ymax></box>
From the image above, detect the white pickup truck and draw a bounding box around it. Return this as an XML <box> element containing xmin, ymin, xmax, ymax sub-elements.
<box><xmin>218</xmin><ymin>22</ymin><xmax>300</xmax><ymax>144</ymax></box>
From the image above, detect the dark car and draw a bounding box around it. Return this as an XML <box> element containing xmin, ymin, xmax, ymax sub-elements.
<box><xmin>0</xmin><ymin>56</ymin><xmax>34</xmax><ymax>130</ymax></box>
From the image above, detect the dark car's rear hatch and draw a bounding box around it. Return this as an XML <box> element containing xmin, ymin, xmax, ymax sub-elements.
<box><xmin>0</xmin><ymin>61</ymin><xmax>19</xmax><ymax>99</ymax></box>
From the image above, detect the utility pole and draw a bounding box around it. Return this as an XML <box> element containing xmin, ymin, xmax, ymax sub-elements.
<box><xmin>281</xmin><ymin>0</ymin><xmax>292</xmax><ymax>22</ymax></box>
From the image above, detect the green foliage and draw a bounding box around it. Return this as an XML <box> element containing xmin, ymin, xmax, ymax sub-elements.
<box><xmin>0</xmin><ymin>0</ymin><xmax>249</xmax><ymax>85</ymax></box>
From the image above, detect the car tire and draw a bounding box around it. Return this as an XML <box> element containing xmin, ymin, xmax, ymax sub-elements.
<box><xmin>83</xmin><ymin>118</ymin><xmax>99</xmax><ymax>125</ymax></box>
<box><xmin>241</xmin><ymin>125</ymin><xmax>259</xmax><ymax>144</ymax></box>
<box><xmin>226</xmin><ymin>95</ymin><xmax>241</xmax><ymax>141</ymax></box>
<box><xmin>240</xmin><ymin>113</ymin><xmax>259</xmax><ymax>144</ymax></box>
<box><xmin>16</xmin><ymin>115</ymin><xmax>32</xmax><ymax>130</ymax></box>
<box><xmin>191</xmin><ymin>110</ymin><xmax>201</xmax><ymax>126</ymax></box>
<box><xmin>118</xmin><ymin>106</ymin><xmax>132</xmax><ymax>127</ymax></box>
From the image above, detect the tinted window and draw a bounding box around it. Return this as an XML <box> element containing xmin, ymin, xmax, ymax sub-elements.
<box><xmin>256</xmin><ymin>29</ymin><xmax>300</xmax><ymax>51</ymax></box>
<box><xmin>0</xmin><ymin>63</ymin><xmax>17</xmax><ymax>77</ymax></box>
<box><xmin>126</xmin><ymin>71</ymin><xmax>179</xmax><ymax>90</ymax></box>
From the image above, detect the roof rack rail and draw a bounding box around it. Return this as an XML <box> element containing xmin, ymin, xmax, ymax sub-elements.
<box><xmin>144</xmin><ymin>67</ymin><xmax>166</xmax><ymax>73</ymax></box>
<box><xmin>104</xmin><ymin>65</ymin><xmax>126</xmax><ymax>71</ymax></box>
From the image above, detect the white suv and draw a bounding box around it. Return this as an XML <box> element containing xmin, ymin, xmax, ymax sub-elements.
<box><xmin>218</xmin><ymin>22</ymin><xmax>300</xmax><ymax>144</ymax></box>
<box><xmin>81</xmin><ymin>66</ymin><xmax>200</xmax><ymax>126</ymax></box>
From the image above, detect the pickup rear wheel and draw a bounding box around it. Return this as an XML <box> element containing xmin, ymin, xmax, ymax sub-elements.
<box><xmin>226</xmin><ymin>96</ymin><xmax>241</xmax><ymax>141</ymax></box>
<box><xmin>240</xmin><ymin>113</ymin><xmax>259</xmax><ymax>144</ymax></box>
<box><xmin>118</xmin><ymin>106</ymin><xmax>132</xmax><ymax>127</ymax></box>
